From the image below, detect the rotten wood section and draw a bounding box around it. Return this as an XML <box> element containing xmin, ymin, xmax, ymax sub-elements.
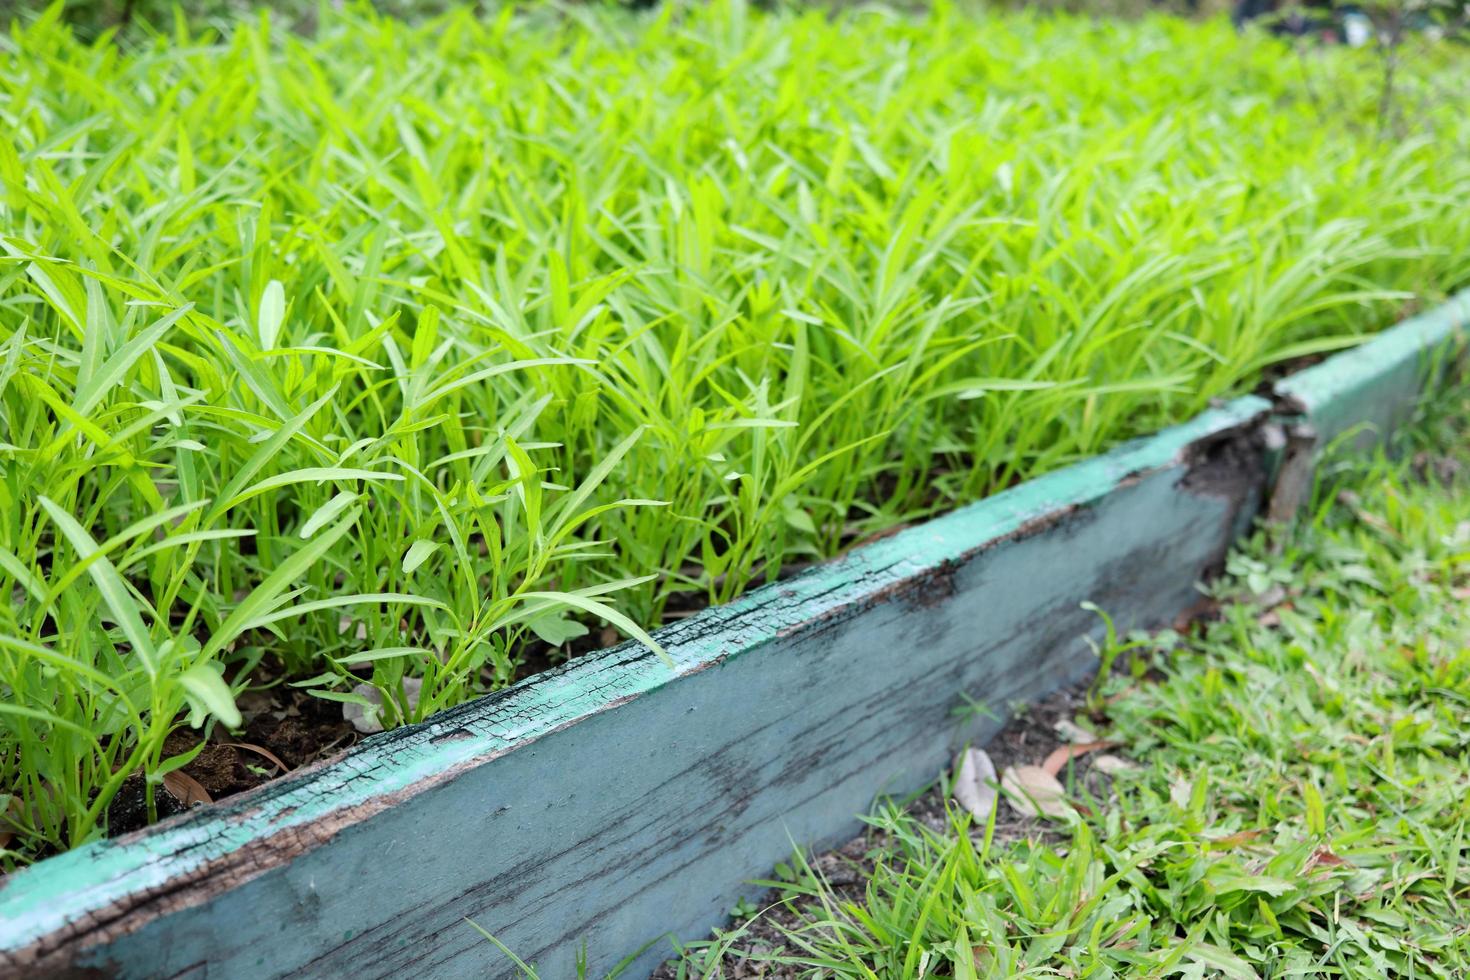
<box><xmin>0</xmin><ymin>291</ymin><xmax>1464</xmax><ymax>980</ymax></box>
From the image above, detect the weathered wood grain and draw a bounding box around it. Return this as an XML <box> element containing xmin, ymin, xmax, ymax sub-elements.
<box><xmin>1</xmin><ymin>291</ymin><xmax>1464</xmax><ymax>980</ymax></box>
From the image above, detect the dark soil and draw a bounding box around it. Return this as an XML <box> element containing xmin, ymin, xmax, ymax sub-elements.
<box><xmin>105</xmin><ymin>680</ymin><xmax>358</xmax><ymax>839</ymax></box>
<box><xmin>104</xmin><ymin>773</ymin><xmax>191</xmax><ymax>837</ymax></box>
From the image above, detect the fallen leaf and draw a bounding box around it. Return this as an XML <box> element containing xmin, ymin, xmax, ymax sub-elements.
<box><xmin>162</xmin><ymin>770</ymin><xmax>212</xmax><ymax>807</ymax></box>
<box><xmin>952</xmin><ymin>747</ymin><xmax>998</xmax><ymax>818</ymax></box>
<box><xmin>1205</xmin><ymin>829</ymin><xmax>1265</xmax><ymax>849</ymax></box>
<box><xmin>1170</xmin><ymin>777</ymin><xmax>1192</xmax><ymax>809</ymax></box>
<box><xmin>343</xmin><ymin>677</ymin><xmax>423</xmax><ymax>734</ymax></box>
<box><xmin>235</xmin><ymin>689</ymin><xmax>278</xmax><ymax>724</ymax></box>
<box><xmin>1306</xmin><ymin>846</ymin><xmax>1352</xmax><ymax>871</ymax></box>
<box><xmin>1041</xmin><ymin>740</ymin><xmax>1117</xmax><ymax>777</ymax></box>
<box><xmin>1000</xmin><ymin>764</ymin><xmax>1071</xmax><ymax>819</ymax></box>
<box><xmin>1251</xmin><ymin>584</ymin><xmax>1287</xmax><ymax>608</ymax></box>
<box><xmin>1172</xmin><ymin>595</ymin><xmax>1221</xmax><ymax>632</ymax></box>
<box><xmin>1053</xmin><ymin>719</ymin><xmax>1098</xmax><ymax>743</ymax></box>
<box><xmin>1091</xmin><ymin>754</ymin><xmax>1141</xmax><ymax>775</ymax></box>
<box><xmin>1103</xmin><ymin>918</ymin><xmax>1140</xmax><ymax>948</ymax></box>
<box><xmin>220</xmin><ymin>742</ymin><xmax>292</xmax><ymax>773</ymax></box>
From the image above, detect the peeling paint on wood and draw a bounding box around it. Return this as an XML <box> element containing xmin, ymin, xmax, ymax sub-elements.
<box><xmin>1</xmin><ymin>292</ymin><xmax>1465</xmax><ymax>980</ymax></box>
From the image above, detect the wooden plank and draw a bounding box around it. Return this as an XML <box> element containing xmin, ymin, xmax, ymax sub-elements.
<box><xmin>1274</xmin><ymin>290</ymin><xmax>1469</xmax><ymax>452</ymax></box>
<box><xmin>0</xmin><ymin>397</ymin><xmax>1271</xmax><ymax>979</ymax></box>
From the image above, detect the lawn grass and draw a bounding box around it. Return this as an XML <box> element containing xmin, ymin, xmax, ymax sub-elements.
<box><xmin>671</xmin><ymin>399</ymin><xmax>1470</xmax><ymax>977</ymax></box>
<box><xmin>3</xmin><ymin>0</ymin><xmax>1470</xmax><ymax>861</ymax></box>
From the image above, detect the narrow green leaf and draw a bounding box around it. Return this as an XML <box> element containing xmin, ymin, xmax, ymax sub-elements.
<box><xmin>300</xmin><ymin>491</ymin><xmax>360</xmax><ymax>538</ymax></box>
<box><xmin>402</xmin><ymin>539</ymin><xmax>440</xmax><ymax>574</ymax></box>
<box><xmin>38</xmin><ymin>496</ymin><xmax>159</xmax><ymax>677</ymax></box>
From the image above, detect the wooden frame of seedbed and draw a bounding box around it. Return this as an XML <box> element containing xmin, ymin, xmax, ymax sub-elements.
<box><xmin>2</xmin><ymin>292</ymin><xmax>1466</xmax><ymax>980</ymax></box>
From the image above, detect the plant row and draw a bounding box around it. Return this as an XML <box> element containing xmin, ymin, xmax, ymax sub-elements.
<box><xmin>1</xmin><ymin>1</ymin><xmax>1469</xmax><ymax>860</ymax></box>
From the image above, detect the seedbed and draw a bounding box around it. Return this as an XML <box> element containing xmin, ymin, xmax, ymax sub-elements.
<box><xmin>2</xmin><ymin>0</ymin><xmax>1470</xmax><ymax>975</ymax></box>
<box><xmin>1</xmin><ymin>293</ymin><xmax>1463</xmax><ymax>977</ymax></box>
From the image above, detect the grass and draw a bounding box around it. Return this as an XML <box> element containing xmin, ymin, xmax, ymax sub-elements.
<box><xmin>671</xmin><ymin>400</ymin><xmax>1470</xmax><ymax>978</ymax></box>
<box><xmin>2</xmin><ymin>0</ymin><xmax>1470</xmax><ymax>862</ymax></box>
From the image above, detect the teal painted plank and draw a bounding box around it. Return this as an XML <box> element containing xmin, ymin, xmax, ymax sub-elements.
<box><xmin>1274</xmin><ymin>289</ymin><xmax>1470</xmax><ymax>451</ymax></box>
<box><xmin>0</xmin><ymin>396</ymin><xmax>1270</xmax><ymax>978</ymax></box>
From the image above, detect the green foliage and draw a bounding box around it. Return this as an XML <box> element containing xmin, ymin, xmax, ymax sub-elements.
<box><xmin>5</xmin><ymin>0</ymin><xmax>464</xmax><ymax>40</ymax></box>
<box><xmin>678</xmin><ymin>399</ymin><xmax>1470</xmax><ymax>977</ymax></box>
<box><xmin>1</xmin><ymin>0</ymin><xmax>1469</xmax><ymax>861</ymax></box>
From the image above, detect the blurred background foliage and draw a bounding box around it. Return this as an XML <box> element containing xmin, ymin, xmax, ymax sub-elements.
<box><xmin>6</xmin><ymin>0</ymin><xmax>1465</xmax><ymax>50</ymax></box>
<box><xmin>6</xmin><ymin>0</ymin><xmax>491</xmax><ymax>39</ymax></box>
<box><xmin>8</xmin><ymin>0</ymin><xmax>1237</xmax><ymax>41</ymax></box>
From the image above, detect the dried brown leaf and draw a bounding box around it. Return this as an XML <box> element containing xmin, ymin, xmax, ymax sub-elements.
<box><xmin>1172</xmin><ymin>595</ymin><xmax>1221</xmax><ymax>632</ymax></box>
<box><xmin>220</xmin><ymin>741</ymin><xmax>292</xmax><ymax>773</ymax></box>
<box><xmin>1092</xmin><ymin>754</ymin><xmax>1141</xmax><ymax>775</ymax></box>
<box><xmin>1053</xmin><ymin>719</ymin><xmax>1099</xmax><ymax>744</ymax></box>
<box><xmin>1206</xmin><ymin>829</ymin><xmax>1265</xmax><ymax>849</ymax></box>
<box><xmin>1306</xmin><ymin>846</ymin><xmax>1352</xmax><ymax>871</ymax></box>
<box><xmin>971</xmin><ymin>944</ymin><xmax>993</xmax><ymax>974</ymax></box>
<box><xmin>1041</xmin><ymin>739</ymin><xmax>1117</xmax><ymax>777</ymax></box>
<box><xmin>952</xmin><ymin>747</ymin><xmax>998</xmax><ymax>818</ymax></box>
<box><xmin>162</xmin><ymin>770</ymin><xmax>212</xmax><ymax>807</ymax></box>
<box><xmin>1000</xmin><ymin>764</ymin><xmax>1071</xmax><ymax>819</ymax></box>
